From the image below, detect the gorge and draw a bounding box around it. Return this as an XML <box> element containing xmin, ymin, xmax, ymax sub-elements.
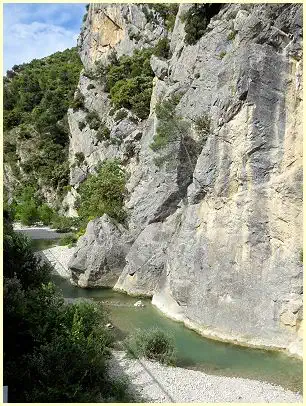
<box><xmin>4</xmin><ymin>2</ymin><xmax>303</xmax><ymax>362</ymax></box>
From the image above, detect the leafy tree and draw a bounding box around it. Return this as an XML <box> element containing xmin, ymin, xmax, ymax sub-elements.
<box><xmin>3</xmin><ymin>221</ymin><xmax>135</xmax><ymax>402</ymax></box>
<box><xmin>78</xmin><ymin>159</ymin><xmax>126</xmax><ymax>223</ymax></box>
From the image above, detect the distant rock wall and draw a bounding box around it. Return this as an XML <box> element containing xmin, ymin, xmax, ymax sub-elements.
<box><xmin>66</xmin><ymin>3</ymin><xmax>303</xmax><ymax>357</ymax></box>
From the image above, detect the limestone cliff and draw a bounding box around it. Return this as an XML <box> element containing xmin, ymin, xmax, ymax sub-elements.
<box><xmin>66</xmin><ymin>3</ymin><xmax>303</xmax><ymax>357</ymax></box>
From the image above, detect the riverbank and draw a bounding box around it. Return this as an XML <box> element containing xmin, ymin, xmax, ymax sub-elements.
<box><xmin>109</xmin><ymin>351</ymin><xmax>302</xmax><ymax>403</ymax></box>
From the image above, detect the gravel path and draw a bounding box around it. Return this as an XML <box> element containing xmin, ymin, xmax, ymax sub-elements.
<box><xmin>109</xmin><ymin>351</ymin><xmax>303</xmax><ymax>403</ymax></box>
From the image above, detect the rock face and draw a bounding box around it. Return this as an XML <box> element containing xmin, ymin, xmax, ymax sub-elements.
<box><xmin>67</xmin><ymin>3</ymin><xmax>303</xmax><ymax>357</ymax></box>
<box><xmin>68</xmin><ymin>214</ymin><xmax>130</xmax><ymax>287</ymax></box>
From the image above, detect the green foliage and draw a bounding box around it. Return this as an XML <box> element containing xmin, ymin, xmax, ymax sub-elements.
<box><xmin>50</xmin><ymin>214</ymin><xmax>79</xmax><ymax>233</ymax></box>
<box><xmin>299</xmin><ymin>249</ymin><xmax>303</xmax><ymax>263</ymax></box>
<box><xmin>125</xmin><ymin>328</ymin><xmax>176</xmax><ymax>365</ymax></box>
<box><xmin>59</xmin><ymin>233</ymin><xmax>77</xmax><ymax>247</ymax></box>
<box><xmin>3</xmin><ymin>48</ymin><xmax>83</xmax><ymax>198</ymax></box>
<box><xmin>70</xmin><ymin>89</ymin><xmax>85</xmax><ymax>111</ymax></box>
<box><xmin>14</xmin><ymin>186</ymin><xmax>41</xmax><ymax>225</ymax></box>
<box><xmin>87</xmin><ymin>83</ymin><xmax>95</xmax><ymax>90</ymax></box>
<box><xmin>184</xmin><ymin>4</ymin><xmax>223</xmax><ymax>45</ymax></box>
<box><xmin>150</xmin><ymin>94</ymin><xmax>183</xmax><ymax>152</ymax></box>
<box><xmin>146</xmin><ymin>4</ymin><xmax>179</xmax><ymax>31</ymax></box>
<box><xmin>227</xmin><ymin>30</ymin><xmax>237</xmax><ymax>40</ymax></box>
<box><xmin>37</xmin><ymin>204</ymin><xmax>55</xmax><ymax>225</ymax></box>
<box><xmin>78</xmin><ymin>159</ymin><xmax>126</xmax><ymax>223</ymax></box>
<box><xmin>4</xmin><ymin>223</ymin><xmax>135</xmax><ymax>402</ymax></box>
<box><xmin>86</xmin><ymin>110</ymin><xmax>101</xmax><ymax>130</ymax></box>
<box><xmin>96</xmin><ymin>125</ymin><xmax>111</xmax><ymax>142</ymax></box>
<box><xmin>114</xmin><ymin>109</ymin><xmax>128</xmax><ymax>122</ymax></box>
<box><xmin>194</xmin><ymin>114</ymin><xmax>211</xmax><ymax>141</ymax></box>
<box><xmin>153</xmin><ymin>37</ymin><xmax>170</xmax><ymax>59</ymax></box>
<box><xmin>94</xmin><ymin>49</ymin><xmax>154</xmax><ymax>119</ymax></box>
<box><xmin>75</xmin><ymin>151</ymin><xmax>85</xmax><ymax>166</ymax></box>
<box><xmin>219</xmin><ymin>50</ymin><xmax>227</xmax><ymax>59</ymax></box>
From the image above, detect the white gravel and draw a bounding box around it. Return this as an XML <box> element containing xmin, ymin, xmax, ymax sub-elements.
<box><xmin>109</xmin><ymin>351</ymin><xmax>303</xmax><ymax>403</ymax></box>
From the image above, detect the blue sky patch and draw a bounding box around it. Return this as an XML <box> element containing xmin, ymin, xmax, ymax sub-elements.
<box><xmin>4</xmin><ymin>3</ymin><xmax>86</xmax><ymax>71</ymax></box>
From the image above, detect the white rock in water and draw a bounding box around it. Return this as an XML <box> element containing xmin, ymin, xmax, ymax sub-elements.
<box><xmin>134</xmin><ymin>300</ymin><xmax>145</xmax><ymax>307</ymax></box>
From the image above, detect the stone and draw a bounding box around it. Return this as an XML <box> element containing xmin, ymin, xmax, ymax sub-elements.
<box><xmin>150</xmin><ymin>55</ymin><xmax>168</xmax><ymax>80</ymax></box>
<box><xmin>133</xmin><ymin>300</ymin><xmax>145</xmax><ymax>307</ymax></box>
<box><xmin>68</xmin><ymin>214</ymin><xmax>131</xmax><ymax>288</ymax></box>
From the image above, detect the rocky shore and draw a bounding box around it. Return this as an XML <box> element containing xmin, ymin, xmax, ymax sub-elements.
<box><xmin>109</xmin><ymin>351</ymin><xmax>303</xmax><ymax>403</ymax></box>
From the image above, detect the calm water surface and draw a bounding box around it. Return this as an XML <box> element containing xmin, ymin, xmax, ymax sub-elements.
<box><xmin>33</xmin><ymin>237</ymin><xmax>303</xmax><ymax>393</ymax></box>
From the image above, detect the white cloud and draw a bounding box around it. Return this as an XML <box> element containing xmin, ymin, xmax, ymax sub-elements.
<box><xmin>3</xmin><ymin>4</ymin><xmax>85</xmax><ymax>71</ymax></box>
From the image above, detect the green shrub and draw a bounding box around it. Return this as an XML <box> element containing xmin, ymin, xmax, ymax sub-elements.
<box><xmin>194</xmin><ymin>114</ymin><xmax>211</xmax><ymax>141</ymax></box>
<box><xmin>108</xmin><ymin>107</ymin><xmax>116</xmax><ymax>116</ymax></box>
<box><xmin>227</xmin><ymin>30</ymin><xmax>237</xmax><ymax>41</ymax></box>
<box><xmin>184</xmin><ymin>4</ymin><xmax>223</xmax><ymax>45</ymax></box>
<box><xmin>99</xmin><ymin>49</ymin><xmax>154</xmax><ymax>119</ymax></box>
<box><xmin>219</xmin><ymin>51</ymin><xmax>226</xmax><ymax>59</ymax></box>
<box><xmin>125</xmin><ymin>328</ymin><xmax>176</xmax><ymax>365</ymax></box>
<box><xmin>4</xmin><ymin>223</ymin><xmax>136</xmax><ymax>402</ymax></box>
<box><xmin>3</xmin><ymin>47</ymin><xmax>82</xmax><ymax>196</ymax></box>
<box><xmin>147</xmin><ymin>4</ymin><xmax>179</xmax><ymax>32</ymax></box>
<box><xmin>86</xmin><ymin>111</ymin><xmax>101</xmax><ymax>130</ymax></box>
<box><xmin>96</xmin><ymin>125</ymin><xmax>110</xmax><ymax>142</ymax></box>
<box><xmin>87</xmin><ymin>83</ymin><xmax>95</xmax><ymax>90</ymax></box>
<box><xmin>153</xmin><ymin>37</ymin><xmax>170</xmax><ymax>59</ymax></box>
<box><xmin>37</xmin><ymin>204</ymin><xmax>54</xmax><ymax>225</ymax></box>
<box><xmin>50</xmin><ymin>215</ymin><xmax>75</xmax><ymax>233</ymax></box>
<box><xmin>75</xmin><ymin>152</ymin><xmax>85</xmax><ymax>166</ymax></box>
<box><xmin>78</xmin><ymin>159</ymin><xmax>126</xmax><ymax>223</ymax></box>
<box><xmin>78</xmin><ymin>121</ymin><xmax>86</xmax><ymax>131</ymax></box>
<box><xmin>114</xmin><ymin>109</ymin><xmax>128</xmax><ymax>122</ymax></box>
<box><xmin>59</xmin><ymin>233</ymin><xmax>77</xmax><ymax>247</ymax></box>
<box><xmin>70</xmin><ymin>89</ymin><xmax>85</xmax><ymax>111</ymax></box>
<box><xmin>150</xmin><ymin>94</ymin><xmax>183</xmax><ymax>152</ymax></box>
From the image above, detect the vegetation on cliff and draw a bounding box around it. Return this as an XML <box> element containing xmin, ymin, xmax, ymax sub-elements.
<box><xmin>77</xmin><ymin>159</ymin><xmax>127</xmax><ymax>224</ymax></box>
<box><xmin>3</xmin><ymin>48</ymin><xmax>83</xmax><ymax>206</ymax></box>
<box><xmin>3</xmin><ymin>216</ymin><xmax>135</xmax><ymax>402</ymax></box>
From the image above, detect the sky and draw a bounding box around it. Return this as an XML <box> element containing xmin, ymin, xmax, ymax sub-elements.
<box><xmin>4</xmin><ymin>3</ymin><xmax>86</xmax><ymax>72</ymax></box>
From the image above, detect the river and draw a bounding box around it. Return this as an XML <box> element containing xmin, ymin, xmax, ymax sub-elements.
<box><xmin>22</xmin><ymin>230</ymin><xmax>302</xmax><ymax>394</ymax></box>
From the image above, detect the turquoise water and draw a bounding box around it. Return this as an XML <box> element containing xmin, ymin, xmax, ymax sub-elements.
<box><xmin>35</xmin><ymin>238</ymin><xmax>303</xmax><ymax>393</ymax></box>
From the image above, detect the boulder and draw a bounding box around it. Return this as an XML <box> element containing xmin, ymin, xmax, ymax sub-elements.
<box><xmin>68</xmin><ymin>214</ymin><xmax>131</xmax><ymax>288</ymax></box>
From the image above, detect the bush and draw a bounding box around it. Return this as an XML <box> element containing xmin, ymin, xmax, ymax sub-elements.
<box><xmin>86</xmin><ymin>111</ymin><xmax>101</xmax><ymax>130</ymax></box>
<box><xmin>125</xmin><ymin>328</ymin><xmax>176</xmax><ymax>365</ymax></box>
<box><xmin>227</xmin><ymin>30</ymin><xmax>236</xmax><ymax>41</ymax></box>
<box><xmin>194</xmin><ymin>114</ymin><xmax>211</xmax><ymax>141</ymax></box>
<box><xmin>70</xmin><ymin>89</ymin><xmax>85</xmax><ymax>111</ymax></box>
<box><xmin>50</xmin><ymin>214</ymin><xmax>76</xmax><ymax>233</ymax></box>
<box><xmin>153</xmin><ymin>38</ymin><xmax>170</xmax><ymax>59</ymax></box>
<box><xmin>37</xmin><ymin>204</ymin><xmax>54</xmax><ymax>225</ymax></box>
<box><xmin>98</xmin><ymin>49</ymin><xmax>154</xmax><ymax>119</ymax></box>
<box><xmin>219</xmin><ymin>51</ymin><xmax>226</xmax><ymax>59</ymax></box>
<box><xmin>75</xmin><ymin>152</ymin><xmax>85</xmax><ymax>166</ymax></box>
<box><xmin>59</xmin><ymin>233</ymin><xmax>77</xmax><ymax>247</ymax></box>
<box><xmin>184</xmin><ymin>4</ymin><xmax>223</xmax><ymax>45</ymax></box>
<box><xmin>78</xmin><ymin>159</ymin><xmax>126</xmax><ymax>223</ymax></box>
<box><xmin>96</xmin><ymin>125</ymin><xmax>110</xmax><ymax>141</ymax></box>
<box><xmin>4</xmin><ymin>223</ymin><xmax>136</xmax><ymax>402</ymax></box>
<box><xmin>114</xmin><ymin>109</ymin><xmax>128</xmax><ymax>122</ymax></box>
<box><xmin>150</xmin><ymin>94</ymin><xmax>184</xmax><ymax>152</ymax></box>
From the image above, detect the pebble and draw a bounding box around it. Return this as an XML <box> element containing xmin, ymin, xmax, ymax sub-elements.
<box><xmin>108</xmin><ymin>351</ymin><xmax>303</xmax><ymax>403</ymax></box>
